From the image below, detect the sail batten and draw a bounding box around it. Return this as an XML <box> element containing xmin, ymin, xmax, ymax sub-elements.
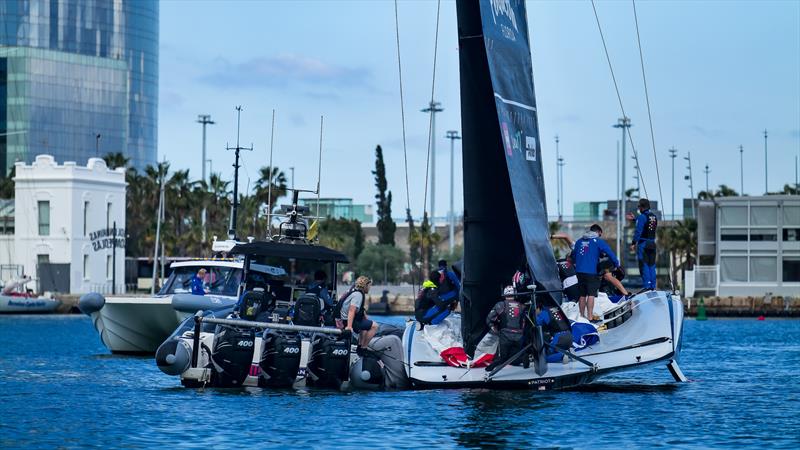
<box><xmin>457</xmin><ymin>0</ymin><xmax>561</xmax><ymax>353</ymax></box>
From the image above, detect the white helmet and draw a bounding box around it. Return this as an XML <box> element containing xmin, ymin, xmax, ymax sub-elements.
<box><xmin>503</xmin><ymin>285</ymin><xmax>515</xmax><ymax>296</ymax></box>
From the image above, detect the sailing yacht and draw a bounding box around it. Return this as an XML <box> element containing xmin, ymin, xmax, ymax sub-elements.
<box><xmin>155</xmin><ymin>0</ymin><xmax>685</xmax><ymax>390</ymax></box>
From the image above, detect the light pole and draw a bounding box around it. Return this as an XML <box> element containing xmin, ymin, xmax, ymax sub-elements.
<box><xmin>558</xmin><ymin>156</ymin><xmax>565</xmax><ymax>220</ymax></box>
<box><xmin>197</xmin><ymin>114</ymin><xmax>215</xmax><ymax>243</ymax></box>
<box><xmin>632</xmin><ymin>155</ymin><xmax>640</xmax><ymax>200</ymax></box>
<box><xmin>422</xmin><ymin>100</ymin><xmax>444</xmax><ymax>226</ymax></box>
<box><xmin>445</xmin><ymin>130</ymin><xmax>461</xmax><ymax>253</ymax></box>
<box><xmin>763</xmin><ymin>129</ymin><xmax>768</xmax><ymax>194</ymax></box>
<box><xmin>739</xmin><ymin>145</ymin><xmax>744</xmax><ymax>195</ymax></box>
<box><xmin>669</xmin><ymin>147</ymin><xmax>677</xmax><ymax>220</ymax></box>
<box><xmin>95</xmin><ymin>134</ymin><xmax>101</xmax><ymax>157</ymax></box>
<box><xmin>704</xmin><ymin>164</ymin><xmax>711</xmax><ymax>195</ymax></box>
<box><xmin>290</xmin><ymin>166</ymin><xmax>295</xmax><ymax>191</ymax></box>
<box><xmin>555</xmin><ymin>135</ymin><xmax>561</xmax><ymax>219</ymax></box>
<box><xmin>613</xmin><ymin>117</ymin><xmax>631</xmax><ymax>246</ymax></box>
<box><xmin>684</xmin><ymin>152</ymin><xmax>694</xmax><ymax>218</ymax></box>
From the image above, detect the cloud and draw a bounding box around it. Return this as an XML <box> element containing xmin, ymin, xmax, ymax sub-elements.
<box><xmin>197</xmin><ymin>54</ymin><xmax>372</xmax><ymax>92</ymax></box>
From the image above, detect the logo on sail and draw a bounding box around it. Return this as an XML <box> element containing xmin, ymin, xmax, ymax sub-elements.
<box><xmin>525</xmin><ymin>135</ymin><xmax>536</xmax><ymax>161</ymax></box>
<box><xmin>490</xmin><ymin>0</ymin><xmax>519</xmax><ymax>32</ymax></box>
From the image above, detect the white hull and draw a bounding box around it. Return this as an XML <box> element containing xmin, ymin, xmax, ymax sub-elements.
<box><xmin>89</xmin><ymin>296</ymin><xmax>190</xmax><ymax>353</ymax></box>
<box><xmin>0</xmin><ymin>295</ymin><xmax>61</xmax><ymax>314</ymax></box>
<box><xmin>403</xmin><ymin>290</ymin><xmax>684</xmax><ymax>389</ymax></box>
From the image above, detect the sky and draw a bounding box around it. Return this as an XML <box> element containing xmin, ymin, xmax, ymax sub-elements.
<box><xmin>158</xmin><ymin>0</ymin><xmax>800</xmax><ymax>221</ymax></box>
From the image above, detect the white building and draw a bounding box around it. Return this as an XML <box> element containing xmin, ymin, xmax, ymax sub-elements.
<box><xmin>0</xmin><ymin>155</ymin><xmax>126</xmax><ymax>294</ymax></box>
<box><xmin>687</xmin><ymin>195</ymin><xmax>800</xmax><ymax>297</ymax></box>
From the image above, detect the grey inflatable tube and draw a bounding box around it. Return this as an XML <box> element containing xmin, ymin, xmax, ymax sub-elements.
<box><xmin>78</xmin><ymin>292</ymin><xmax>105</xmax><ymax>315</ymax></box>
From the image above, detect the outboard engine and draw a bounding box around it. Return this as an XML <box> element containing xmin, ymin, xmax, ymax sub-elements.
<box><xmin>306</xmin><ymin>334</ymin><xmax>350</xmax><ymax>389</ymax></box>
<box><xmin>210</xmin><ymin>325</ymin><xmax>256</xmax><ymax>387</ymax></box>
<box><xmin>349</xmin><ymin>354</ymin><xmax>385</xmax><ymax>390</ymax></box>
<box><xmin>258</xmin><ymin>331</ymin><xmax>301</xmax><ymax>388</ymax></box>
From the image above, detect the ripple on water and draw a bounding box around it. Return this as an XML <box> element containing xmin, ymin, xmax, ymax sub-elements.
<box><xmin>1</xmin><ymin>316</ymin><xmax>800</xmax><ymax>448</ymax></box>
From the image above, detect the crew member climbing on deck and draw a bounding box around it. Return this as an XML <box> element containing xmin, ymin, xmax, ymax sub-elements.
<box><xmin>415</xmin><ymin>270</ymin><xmax>457</xmax><ymax>326</ymax></box>
<box><xmin>630</xmin><ymin>198</ymin><xmax>658</xmax><ymax>290</ymax></box>
<box><xmin>573</xmin><ymin>224</ymin><xmax>620</xmax><ymax>321</ymax></box>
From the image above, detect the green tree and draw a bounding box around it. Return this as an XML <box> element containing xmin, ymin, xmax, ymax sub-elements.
<box><xmin>318</xmin><ymin>218</ymin><xmax>364</xmax><ymax>265</ymax></box>
<box><xmin>0</xmin><ymin>166</ymin><xmax>16</xmax><ymax>199</ymax></box>
<box><xmin>409</xmin><ymin>211</ymin><xmax>440</xmax><ymax>272</ymax></box>
<box><xmin>373</xmin><ymin>145</ymin><xmax>396</xmax><ymax>246</ymax></box>
<box><xmin>657</xmin><ymin>218</ymin><xmax>697</xmax><ymax>289</ymax></box>
<box><xmin>356</xmin><ymin>243</ymin><xmax>406</xmax><ymax>284</ymax></box>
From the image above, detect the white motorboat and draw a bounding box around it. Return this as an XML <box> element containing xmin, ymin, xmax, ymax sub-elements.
<box><xmin>0</xmin><ymin>276</ymin><xmax>61</xmax><ymax>314</ymax></box>
<box><xmin>79</xmin><ymin>259</ymin><xmax>245</xmax><ymax>354</ymax></box>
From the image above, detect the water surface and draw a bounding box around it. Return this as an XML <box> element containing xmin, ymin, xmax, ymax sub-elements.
<box><xmin>1</xmin><ymin>315</ymin><xmax>798</xmax><ymax>448</ymax></box>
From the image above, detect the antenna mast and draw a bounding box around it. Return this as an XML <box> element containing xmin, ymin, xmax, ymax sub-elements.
<box><xmin>226</xmin><ymin>106</ymin><xmax>253</xmax><ymax>240</ymax></box>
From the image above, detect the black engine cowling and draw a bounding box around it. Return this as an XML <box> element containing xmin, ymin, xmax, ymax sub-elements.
<box><xmin>210</xmin><ymin>325</ymin><xmax>256</xmax><ymax>387</ymax></box>
<box><xmin>259</xmin><ymin>331</ymin><xmax>301</xmax><ymax>388</ymax></box>
<box><xmin>306</xmin><ymin>334</ymin><xmax>351</xmax><ymax>389</ymax></box>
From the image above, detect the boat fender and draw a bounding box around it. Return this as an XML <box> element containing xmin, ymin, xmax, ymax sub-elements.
<box><xmin>78</xmin><ymin>292</ymin><xmax>105</xmax><ymax>315</ymax></box>
<box><xmin>155</xmin><ymin>339</ymin><xmax>192</xmax><ymax>376</ymax></box>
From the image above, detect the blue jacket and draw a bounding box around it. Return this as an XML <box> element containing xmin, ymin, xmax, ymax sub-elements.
<box><xmin>437</xmin><ymin>269</ymin><xmax>461</xmax><ymax>302</ymax></box>
<box><xmin>190</xmin><ymin>276</ymin><xmax>205</xmax><ymax>295</ymax></box>
<box><xmin>632</xmin><ymin>209</ymin><xmax>658</xmax><ymax>245</ymax></box>
<box><xmin>306</xmin><ymin>281</ymin><xmax>332</xmax><ymax>308</ymax></box>
<box><xmin>572</xmin><ymin>231</ymin><xmax>620</xmax><ymax>274</ymax></box>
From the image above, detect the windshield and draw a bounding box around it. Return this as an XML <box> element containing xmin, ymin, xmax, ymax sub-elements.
<box><xmin>158</xmin><ymin>266</ymin><xmax>242</xmax><ymax>297</ymax></box>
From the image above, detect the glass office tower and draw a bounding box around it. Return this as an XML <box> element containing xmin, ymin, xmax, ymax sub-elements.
<box><xmin>0</xmin><ymin>0</ymin><xmax>158</xmax><ymax>173</ymax></box>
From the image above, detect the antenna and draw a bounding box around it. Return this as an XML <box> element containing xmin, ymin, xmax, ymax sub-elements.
<box><xmin>226</xmin><ymin>106</ymin><xmax>253</xmax><ymax>240</ymax></box>
<box><xmin>316</xmin><ymin>115</ymin><xmax>324</xmax><ymax>237</ymax></box>
<box><xmin>266</xmin><ymin>109</ymin><xmax>276</xmax><ymax>238</ymax></box>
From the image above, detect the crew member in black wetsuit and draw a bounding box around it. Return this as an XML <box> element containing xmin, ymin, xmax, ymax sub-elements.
<box><xmin>485</xmin><ymin>286</ymin><xmax>530</xmax><ymax>371</ymax></box>
<box><xmin>631</xmin><ymin>198</ymin><xmax>658</xmax><ymax>290</ymax></box>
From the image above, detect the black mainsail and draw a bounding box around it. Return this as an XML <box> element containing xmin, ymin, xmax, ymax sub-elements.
<box><xmin>457</xmin><ymin>0</ymin><xmax>561</xmax><ymax>352</ymax></box>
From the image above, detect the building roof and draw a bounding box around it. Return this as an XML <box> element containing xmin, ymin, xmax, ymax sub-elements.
<box><xmin>231</xmin><ymin>241</ymin><xmax>349</xmax><ymax>263</ymax></box>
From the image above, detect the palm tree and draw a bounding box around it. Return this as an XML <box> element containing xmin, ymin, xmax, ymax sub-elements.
<box><xmin>255</xmin><ymin>166</ymin><xmax>288</xmax><ymax>211</ymax></box>
<box><xmin>409</xmin><ymin>212</ymin><xmax>441</xmax><ymax>272</ymax></box>
<box><xmin>658</xmin><ymin>218</ymin><xmax>697</xmax><ymax>289</ymax></box>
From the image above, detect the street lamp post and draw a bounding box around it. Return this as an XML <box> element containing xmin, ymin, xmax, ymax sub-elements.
<box><xmin>422</xmin><ymin>101</ymin><xmax>444</xmax><ymax>227</ymax></box>
<box><xmin>290</xmin><ymin>167</ymin><xmax>295</xmax><ymax>191</ymax></box>
<box><xmin>684</xmin><ymin>152</ymin><xmax>695</xmax><ymax>218</ymax></box>
<box><xmin>739</xmin><ymin>145</ymin><xmax>744</xmax><ymax>195</ymax></box>
<box><xmin>445</xmin><ymin>130</ymin><xmax>461</xmax><ymax>253</ymax></box>
<box><xmin>764</xmin><ymin>129</ymin><xmax>768</xmax><ymax>194</ymax></box>
<box><xmin>95</xmin><ymin>134</ymin><xmax>101</xmax><ymax>157</ymax></box>
<box><xmin>613</xmin><ymin>118</ymin><xmax>631</xmax><ymax>250</ymax></box>
<box><xmin>558</xmin><ymin>156</ymin><xmax>565</xmax><ymax>219</ymax></box>
<box><xmin>197</xmin><ymin>114</ymin><xmax>215</xmax><ymax>243</ymax></box>
<box><xmin>668</xmin><ymin>147</ymin><xmax>677</xmax><ymax>220</ymax></box>
<box><xmin>555</xmin><ymin>135</ymin><xmax>560</xmax><ymax>219</ymax></box>
<box><xmin>704</xmin><ymin>164</ymin><xmax>711</xmax><ymax>195</ymax></box>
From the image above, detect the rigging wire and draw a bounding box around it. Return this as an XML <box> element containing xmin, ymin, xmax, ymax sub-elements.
<box><xmin>590</xmin><ymin>0</ymin><xmax>648</xmax><ymax>199</ymax></box>
<box><xmin>422</xmin><ymin>0</ymin><xmax>442</xmax><ymax>219</ymax></box>
<box><xmin>632</xmin><ymin>0</ymin><xmax>665</xmax><ymax>212</ymax></box>
<box><xmin>393</xmin><ymin>0</ymin><xmax>412</xmax><ymax>219</ymax></box>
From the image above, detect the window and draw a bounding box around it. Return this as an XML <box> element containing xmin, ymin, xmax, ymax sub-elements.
<box><xmin>784</xmin><ymin>228</ymin><xmax>799</xmax><ymax>242</ymax></box>
<box><xmin>83</xmin><ymin>254</ymin><xmax>89</xmax><ymax>280</ymax></box>
<box><xmin>720</xmin><ymin>206</ymin><xmax>747</xmax><ymax>226</ymax></box>
<box><xmin>749</xmin><ymin>256</ymin><xmax>777</xmax><ymax>282</ymax></box>
<box><xmin>83</xmin><ymin>201</ymin><xmax>89</xmax><ymax>236</ymax></box>
<box><xmin>720</xmin><ymin>256</ymin><xmax>747</xmax><ymax>282</ymax></box>
<box><xmin>783</xmin><ymin>206</ymin><xmax>800</xmax><ymax>227</ymax></box>
<box><xmin>38</xmin><ymin>200</ymin><xmax>50</xmax><ymax>235</ymax></box>
<box><xmin>750</xmin><ymin>231</ymin><xmax>777</xmax><ymax>241</ymax></box>
<box><xmin>783</xmin><ymin>258</ymin><xmax>800</xmax><ymax>282</ymax></box>
<box><xmin>37</xmin><ymin>254</ymin><xmax>50</xmax><ymax>266</ymax></box>
<box><xmin>106</xmin><ymin>255</ymin><xmax>112</xmax><ymax>279</ymax></box>
<box><xmin>750</xmin><ymin>206</ymin><xmax>777</xmax><ymax>226</ymax></box>
<box><xmin>721</xmin><ymin>228</ymin><xmax>748</xmax><ymax>241</ymax></box>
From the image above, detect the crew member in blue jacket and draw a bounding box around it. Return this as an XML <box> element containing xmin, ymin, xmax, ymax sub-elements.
<box><xmin>437</xmin><ymin>259</ymin><xmax>461</xmax><ymax>304</ymax></box>
<box><xmin>572</xmin><ymin>224</ymin><xmax>620</xmax><ymax>320</ymax></box>
<box><xmin>190</xmin><ymin>268</ymin><xmax>207</xmax><ymax>295</ymax></box>
<box><xmin>630</xmin><ymin>198</ymin><xmax>658</xmax><ymax>290</ymax></box>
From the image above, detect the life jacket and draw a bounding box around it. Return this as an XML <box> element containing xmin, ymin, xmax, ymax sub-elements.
<box><xmin>292</xmin><ymin>293</ymin><xmax>322</xmax><ymax>326</ymax></box>
<box><xmin>499</xmin><ymin>299</ymin><xmax>528</xmax><ymax>334</ymax></box>
<box><xmin>437</xmin><ymin>270</ymin><xmax>459</xmax><ymax>303</ymax></box>
<box><xmin>640</xmin><ymin>210</ymin><xmax>658</xmax><ymax>241</ymax></box>
<box><xmin>414</xmin><ymin>280</ymin><xmax>439</xmax><ymax>324</ymax></box>
<box><xmin>332</xmin><ymin>287</ymin><xmax>365</xmax><ymax>326</ymax></box>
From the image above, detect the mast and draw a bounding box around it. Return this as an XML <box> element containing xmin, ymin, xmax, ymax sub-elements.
<box><xmin>226</xmin><ymin>106</ymin><xmax>253</xmax><ymax>240</ymax></box>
